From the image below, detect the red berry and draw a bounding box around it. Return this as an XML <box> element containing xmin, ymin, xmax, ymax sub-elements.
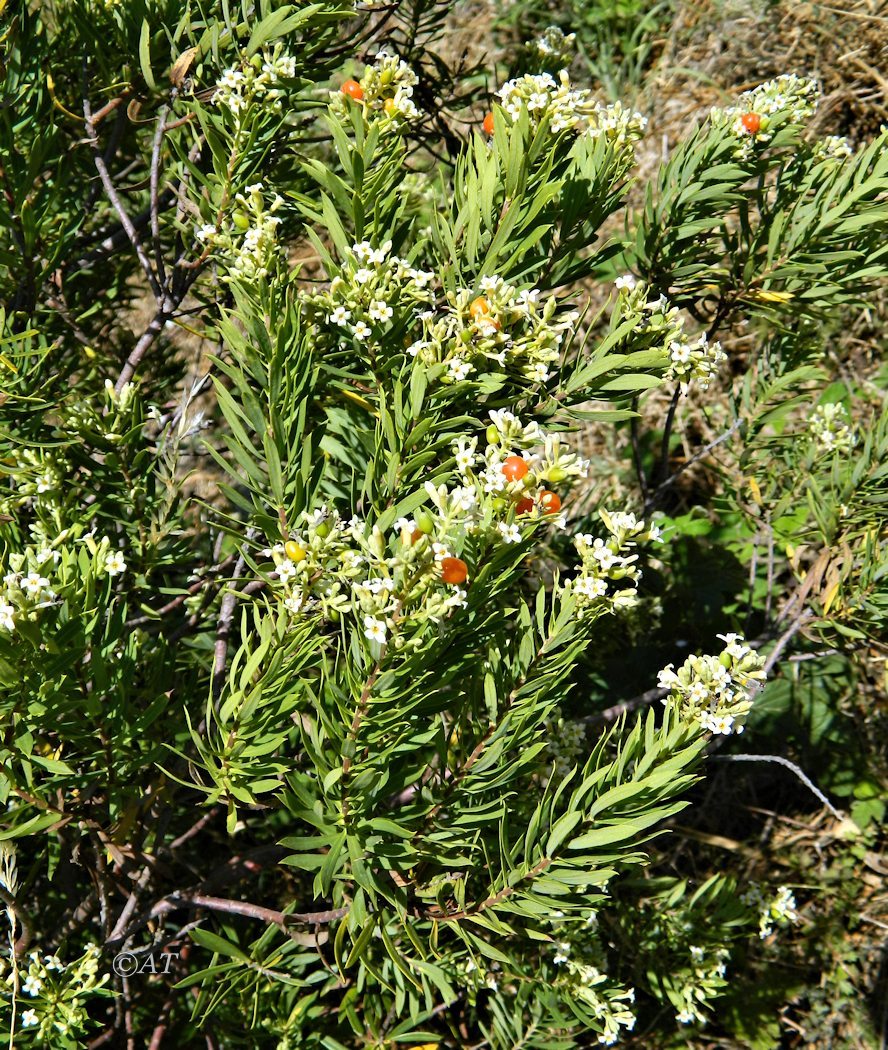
<box><xmin>515</xmin><ymin>497</ymin><xmax>534</xmax><ymax>515</ymax></box>
<box><xmin>501</xmin><ymin>456</ymin><xmax>529</xmax><ymax>482</ymax></box>
<box><xmin>741</xmin><ymin>112</ymin><xmax>761</xmax><ymax>134</ymax></box>
<box><xmin>482</xmin><ymin>111</ymin><xmax>495</xmax><ymax>136</ymax></box>
<box><xmin>539</xmin><ymin>490</ymin><xmax>561</xmax><ymax>513</ymax></box>
<box><xmin>341</xmin><ymin>79</ymin><xmax>364</xmax><ymax>101</ymax></box>
<box><xmin>440</xmin><ymin>557</ymin><xmax>468</xmax><ymax>585</ymax></box>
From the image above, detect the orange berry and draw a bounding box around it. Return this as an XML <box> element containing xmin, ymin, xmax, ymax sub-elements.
<box><xmin>502</xmin><ymin>456</ymin><xmax>529</xmax><ymax>482</ymax></box>
<box><xmin>515</xmin><ymin>497</ymin><xmax>534</xmax><ymax>515</ymax></box>
<box><xmin>410</xmin><ymin>528</ymin><xmax>424</xmax><ymax>545</ymax></box>
<box><xmin>740</xmin><ymin>112</ymin><xmax>761</xmax><ymax>134</ymax></box>
<box><xmin>384</xmin><ymin>98</ymin><xmax>396</xmax><ymax>115</ymax></box>
<box><xmin>539</xmin><ymin>491</ymin><xmax>561</xmax><ymax>513</ymax></box>
<box><xmin>469</xmin><ymin>296</ymin><xmax>492</xmax><ymax>320</ymax></box>
<box><xmin>341</xmin><ymin>79</ymin><xmax>364</xmax><ymax>101</ymax></box>
<box><xmin>440</xmin><ymin>557</ymin><xmax>468</xmax><ymax>585</ymax></box>
<box><xmin>469</xmin><ymin>295</ymin><xmax>501</xmax><ymax>331</ymax></box>
<box><xmin>482</xmin><ymin>111</ymin><xmax>495</xmax><ymax>136</ymax></box>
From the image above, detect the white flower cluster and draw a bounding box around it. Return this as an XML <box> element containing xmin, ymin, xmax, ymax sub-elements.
<box><xmin>529</xmin><ymin>25</ymin><xmax>576</xmax><ymax>68</ymax></box>
<box><xmin>559</xmin><ymin>959</ymin><xmax>636</xmax><ymax>1045</ymax></box>
<box><xmin>1</xmin><ymin>548</ymin><xmax>59</xmax><ymax>633</ymax></box>
<box><xmin>674</xmin><ymin>945</ymin><xmax>730</xmax><ymax>1025</ymax></box>
<box><xmin>496</xmin><ymin>70</ymin><xmax>647</xmax><ymax>147</ymax></box>
<box><xmin>330</xmin><ymin>50</ymin><xmax>422</xmax><ymax>127</ymax></box>
<box><xmin>4</xmin><ymin>944</ymin><xmax>107</xmax><ymax>1040</ymax></box>
<box><xmin>658</xmin><ymin>634</ymin><xmax>766</xmax><ymax>735</ymax></box>
<box><xmin>453</xmin><ymin>408</ymin><xmax>587</xmax><ymax>516</ymax></box>
<box><xmin>615</xmin><ymin>276</ymin><xmax>726</xmax><ymax>391</ymax></box>
<box><xmin>0</xmin><ymin>534</ymin><xmax>128</xmax><ymax>634</ymax></box>
<box><xmin>742</xmin><ymin>884</ymin><xmax>800</xmax><ymax>939</ymax></box>
<box><xmin>546</xmin><ymin>716</ymin><xmax>587</xmax><ymax>778</ymax></box>
<box><xmin>564</xmin><ymin>509</ymin><xmax>661</xmax><ymax>615</ymax></box>
<box><xmin>809</xmin><ymin>402</ymin><xmax>857</xmax><ymax>453</ymax></box>
<box><xmin>198</xmin><ymin>182</ymin><xmax>283</xmax><ymax>283</ymax></box>
<box><xmin>259</xmin><ymin>414</ymin><xmax>594</xmax><ymax>645</ymax></box>
<box><xmin>666</xmin><ymin>331</ymin><xmax>726</xmax><ymax>392</ymax></box>
<box><xmin>214</xmin><ymin>46</ymin><xmax>296</xmax><ymax>116</ymax></box>
<box><xmin>711</xmin><ymin>74</ymin><xmax>819</xmax><ymax>158</ymax></box>
<box><xmin>812</xmin><ymin>134</ymin><xmax>854</xmax><ymax>163</ymax></box>
<box><xmin>408</xmin><ymin>274</ymin><xmax>577</xmax><ymax>387</ymax></box>
<box><xmin>308</xmin><ymin>239</ymin><xmax>435</xmax><ymax>346</ymax></box>
<box><xmin>2</xmin><ymin>448</ymin><xmax>63</xmax><ymax>509</ymax></box>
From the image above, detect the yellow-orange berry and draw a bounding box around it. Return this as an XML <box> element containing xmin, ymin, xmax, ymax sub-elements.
<box><xmin>284</xmin><ymin>541</ymin><xmax>307</xmax><ymax>562</ymax></box>
<box><xmin>469</xmin><ymin>296</ymin><xmax>491</xmax><ymax>320</ymax></box>
<box><xmin>482</xmin><ymin>111</ymin><xmax>495</xmax><ymax>136</ymax></box>
<box><xmin>341</xmin><ymin>79</ymin><xmax>364</xmax><ymax>101</ymax></box>
<box><xmin>502</xmin><ymin>456</ymin><xmax>529</xmax><ymax>482</ymax></box>
<box><xmin>539</xmin><ymin>491</ymin><xmax>561</xmax><ymax>513</ymax></box>
<box><xmin>741</xmin><ymin>112</ymin><xmax>761</xmax><ymax>134</ymax></box>
<box><xmin>440</xmin><ymin>557</ymin><xmax>468</xmax><ymax>585</ymax></box>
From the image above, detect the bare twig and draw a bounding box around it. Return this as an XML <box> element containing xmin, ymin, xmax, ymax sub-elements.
<box><xmin>710</xmin><ymin>754</ymin><xmax>846</xmax><ymax>821</ymax></box>
<box><xmin>211</xmin><ymin>555</ymin><xmax>247</xmax><ymax>700</ymax></box>
<box><xmin>82</xmin><ymin>65</ymin><xmax>164</xmax><ymax>305</ymax></box>
<box><xmin>657</xmin><ymin>386</ymin><xmax>682</xmax><ymax>485</ymax></box>
<box><xmin>115</xmin><ymin>307</ymin><xmax>171</xmax><ymax>394</ymax></box>
<box><xmin>0</xmin><ymin>884</ymin><xmax>33</xmax><ymax>958</ymax></box>
<box><xmin>149</xmin><ymin>105</ymin><xmax>170</xmax><ymax>289</ymax></box>
<box><xmin>148</xmin><ymin>893</ymin><xmax>347</xmax><ymax>928</ymax></box>
<box><xmin>644</xmin><ymin>418</ymin><xmax>742</xmax><ymax>512</ymax></box>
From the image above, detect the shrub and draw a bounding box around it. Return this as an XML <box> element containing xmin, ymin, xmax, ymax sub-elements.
<box><xmin>0</xmin><ymin>1</ymin><xmax>885</xmax><ymax>1046</ymax></box>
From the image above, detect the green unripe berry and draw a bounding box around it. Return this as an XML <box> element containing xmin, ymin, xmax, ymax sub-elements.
<box><xmin>491</xmin><ymin>497</ymin><xmax>507</xmax><ymax>512</ymax></box>
<box><xmin>486</xmin><ymin>424</ymin><xmax>500</xmax><ymax>445</ymax></box>
<box><xmin>232</xmin><ymin>211</ymin><xmax>250</xmax><ymax>231</ymax></box>
<box><xmin>415</xmin><ymin>510</ymin><xmax>434</xmax><ymax>535</ymax></box>
<box><xmin>314</xmin><ymin>521</ymin><xmax>331</xmax><ymax>538</ymax></box>
<box><xmin>547</xmin><ymin>467</ymin><xmax>568</xmax><ymax>483</ymax></box>
<box><xmin>719</xmin><ymin>651</ymin><xmax>734</xmax><ymax>670</ymax></box>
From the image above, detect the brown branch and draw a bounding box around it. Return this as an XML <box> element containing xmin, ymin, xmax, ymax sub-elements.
<box><xmin>341</xmin><ymin>660</ymin><xmax>384</xmax><ymax>823</ymax></box>
<box><xmin>115</xmin><ymin>306</ymin><xmax>171</xmax><ymax>393</ymax></box>
<box><xmin>148</xmin><ymin>893</ymin><xmax>347</xmax><ymax>928</ymax></box>
<box><xmin>149</xmin><ymin>105</ymin><xmax>170</xmax><ymax>289</ymax></box>
<box><xmin>428</xmin><ymin>856</ymin><xmax>552</xmax><ymax>922</ymax></box>
<box><xmin>0</xmin><ymin>883</ymin><xmax>33</xmax><ymax>957</ymax></box>
<box><xmin>82</xmin><ymin>70</ymin><xmax>164</xmax><ymax>305</ymax></box>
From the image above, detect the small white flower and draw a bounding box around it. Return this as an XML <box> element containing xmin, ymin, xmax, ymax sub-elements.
<box><xmin>498</xmin><ymin>522</ymin><xmax>521</xmax><ymax>544</ymax></box>
<box><xmin>448</xmin><ymin>358</ymin><xmax>474</xmax><ymax>382</ymax></box>
<box><xmin>368</xmin><ymin>300</ymin><xmax>394</xmax><ymax>322</ymax></box>
<box><xmin>22</xmin><ymin>572</ymin><xmax>51</xmax><ymax>596</ymax></box>
<box><xmin>353</xmin><ymin>321</ymin><xmax>371</xmax><ymax>340</ymax></box>
<box><xmin>104</xmin><ymin>551</ymin><xmax>127</xmax><ymax>577</ymax></box>
<box><xmin>353</xmin><ymin>267</ymin><xmax>373</xmax><ymax>285</ymax></box>
<box><xmin>614</xmin><ymin>274</ymin><xmax>637</xmax><ymax>291</ymax></box>
<box><xmin>363</xmin><ymin>615</ymin><xmax>387</xmax><ymax>644</ymax></box>
<box><xmin>23</xmin><ymin>974</ymin><xmax>43</xmax><ymax>996</ymax></box>
<box><xmin>329</xmin><ymin>306</ymin><xmax>352</xmax><ymax>326</ymax></box>
<box><xmin>21</xmin><ymin>1009</ymin><xmax>38</xmax><ymax>1027</ymax></box>
<box><xmin>0</xmin><ymin>601</ymin><xmax>14</xmax><ymax>632</ymax></box>
<box><xmin>284</xmin><ymin>593</ymin><xmax>305</xmax><ymax>614</ymax></box>
<box><xmin>276</xmin><ymin>559</ymin><xmax>297</xmax><ymax>583</ymax></box>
